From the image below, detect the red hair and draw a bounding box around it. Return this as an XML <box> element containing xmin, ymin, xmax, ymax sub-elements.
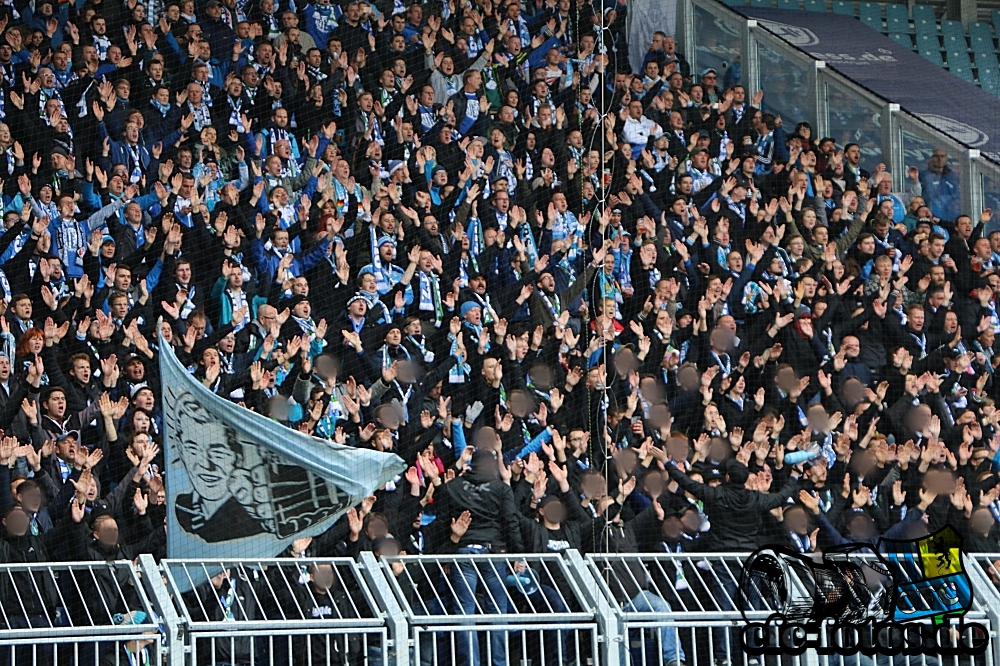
<box><xmin>14</xmin><ymin>328</ymin><xmax>44</xmax><ymax>357</ymax></box>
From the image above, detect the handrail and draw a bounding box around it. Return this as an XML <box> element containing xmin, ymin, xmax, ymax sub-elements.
<box><xmin>3</xmin><ymin>551</ymin><xmax>1000</xmax><ymax>666</ymax></box>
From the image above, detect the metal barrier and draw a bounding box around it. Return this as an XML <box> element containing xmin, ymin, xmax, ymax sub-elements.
<box><xmin>0</xmin><ymin>561</ymin><xmax>161</xmax><ymax>666</ymax></box>
<box><xmin>373</xmin><ymin>551</ymin><xmax>602</xmax><ymax>666</ymax></box>
<box><xmin>587</xmin><ymin>551</ymin><xmax>1000</xmax><ymax>666</ymax></box>
<box><xmin>587</xmin><ymin>552</ymin><xmax>772</xmax><ymax>666</ymax></box>
<box><xmin>962</xmin><ymin>554</ymin><xmax>1000</xmax><ymax>666</ymax></box>
<box><xmin>5</xmin><ymin>551</ymin><xmax>1000</xmax><ymax>666</ymax></box>
<box><xmin>157</xmin><ymin>558</ymin><xmax>389</xmax><ymax>666</ymax></box>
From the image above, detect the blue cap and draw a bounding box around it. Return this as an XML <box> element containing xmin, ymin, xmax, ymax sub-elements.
<box><xmin>377</xmin><ymin>236</ymin><xmax>396</xmax><ymax>249</ymax></box>
<box><xmin>460</xmin><ymin>301</ymin><xmax>481</xmax><ymax>318</ymax></box>
<box><xmin>102</xmin><ymin>235</ymin><xmax>115</xmax><ymax>245</ymax></box>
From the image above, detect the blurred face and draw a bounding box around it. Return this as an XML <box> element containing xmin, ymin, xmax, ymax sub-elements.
<box><xmin>539</xmin><ymin>500</ymin><xmax>565</xmax><ymax>525</ymax></box>
<box><xmin>93</xmin><ymin>517</ymin><xmax>120</xmax><ymax>547</ymax></box>
<box><xmin>972</xmin><ymin>507</ymin><xmax>995</xmax><ymax>535</ymax></box>
<box><xmin>16</xmin><ymin>479</ymin><xmax>42</xmax><ymax>512</ymax></box>
<box><xmin>3</xmin><ymin>509</ymin><xmax>28</xmax><ymax>536</ymax></box>
<box><xmin>784</xmin><ymin>507</ymin><xmax>809</xmax><ymax>535</ymax></box>
<box><xmin>807</xmin><ymin>405</ymin><xmax>828</xmax><ymax>431</ymax></box>
<box><xmin>581</xmin><ymin>474</ymin><xmax>606</xmax><ymax>499</ymax></box>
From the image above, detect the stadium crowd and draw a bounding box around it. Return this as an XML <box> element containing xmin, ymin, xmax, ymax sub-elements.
<box><xmin>0</xmin><ymin>0</ymin><xmax>990</xmax><ymax>661</ymax></box>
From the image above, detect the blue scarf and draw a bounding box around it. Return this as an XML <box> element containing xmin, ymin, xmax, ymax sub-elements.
<box><xmin>151</xmin><ymin>98</ymin><xmax>171</xmax><ymax>116</ymax></box>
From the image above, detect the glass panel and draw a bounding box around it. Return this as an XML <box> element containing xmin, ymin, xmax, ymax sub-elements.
<box><xmin>981</xmin><ymin>167</ymin><xmax>1000</xmax><ymax>235</ymax></box>
<box><xmin>755</xmin><ymin>36</ymin><xmax>812</xmax><ymax>126</ymax></box>
<box><xmin>823</xmin><ymin>76</ymin><xmax>883</xmax><ymax>176</ymax></box>
<box><xmin>900</xmin><ymin>121</ymin><xmax>963</xmax><ymax>222</ymax></box>
<box><xmin>693</xmin><ymin>3</ymin><xmax>743</xmax><ymax>88</ymax></box>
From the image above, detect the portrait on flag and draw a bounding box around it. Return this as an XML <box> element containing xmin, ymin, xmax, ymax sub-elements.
<box><xmin>159</xmin><ymin>330</ymin><xmax>405</xmax><ymax>559</ymax></box>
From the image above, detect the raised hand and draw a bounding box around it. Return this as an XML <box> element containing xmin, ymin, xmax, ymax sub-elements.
<box><xmin>798</xmin><ymin>489</ymin><xmax>820</xmax><ymax>515</ymax></box>
<box><xmin>451</xmin><ymin>510</ymin><xmax>472</xmax><ymax>539</ymax></box>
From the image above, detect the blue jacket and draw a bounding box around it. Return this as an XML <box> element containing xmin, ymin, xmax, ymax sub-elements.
<box><xmin>251</xmin><ymin>236</ymin><xmax>332</xmax><ymax>280</ymax></box>
<box><xmin>920</xmin><ymin>167</ymin><xmax>961</xmax><ymax>221</ymax></box>
<box><xmin>98</xmin><ymin>123</ymin><xmax>154</xmax><ymax>181</ymax></box>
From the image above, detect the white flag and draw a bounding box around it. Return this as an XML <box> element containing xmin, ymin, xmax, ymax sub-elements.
<box><xmin>159</xmin><ymin>330</ymin><xmax>405</xmax><ymax>560</ymax></box>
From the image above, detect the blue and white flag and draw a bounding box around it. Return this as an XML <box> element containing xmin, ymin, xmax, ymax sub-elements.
<box><xmin>159</xmin><ymin>329</ymin><xmax>405</xmax><ymax>561</ymax></box>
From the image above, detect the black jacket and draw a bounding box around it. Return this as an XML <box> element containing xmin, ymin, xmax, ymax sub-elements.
<box><xmin>515</xmin><ymin>488</ymin><xmax>600</xmax><ymax>554</ymax></box>
<box><xmin>0</xmin><ymin>526</ymin><xmax>68</xmax><ymax>621</ymax></box>
<box><xmin>184</xmin><ymin>568</ymin><xmax>269</xmax><ymax>666</ymax></box>
<box><xmin>435</xmin><ymin>471</ymin><xmax>524</xmax><ymax>552</ymax></box>
<box><xmin>65</xmin><ymin>516</ymin><xmax>164</xmax><ymax>623</ymax></box>
<box><xmin>666</xmin><ymin>464</ymin><xmax>800</xmax><ymax>551</ymax></box>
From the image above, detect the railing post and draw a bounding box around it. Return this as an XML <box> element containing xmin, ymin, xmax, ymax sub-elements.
<box><xmin>677</xmin><ymin>0</ymin><xmax>697</xmax><ymax>73</ymax></box>
<box><xmin>564</xmin><ymin>550</ymin><xmax>622</xmax><ymax>666</ymax></box>
<box><xmin>882</xmin><ymin>103</ymin><xmax>903</xmax><ymax>192</ymax></box>
<box><xmin>964</xmin><ymin>149</ymin><xmax>982</xmax><ymax>218</ymax></box>
<box><xmin>137</xmin><ymin>554</ymin><xmax>187</xmax><ymax>666</ymax></box>
<box><xmin>744</xmin><ymin>20</ymin><xmax>759</xmax><ymax>95</ymax></box>
<box><xmin>359</xmin><ymin>551</ymin><xmax>412</xmax><ymax>666</ymax></box>
<box><xmin>810</xmin><ymin>60</ymin><xmax>827</xmax><ymax>136</ymax></box>
<box><xmin>966</xmin><ymin>559</ymin><xmax>1000</xmax><ymax>666</ymax></box>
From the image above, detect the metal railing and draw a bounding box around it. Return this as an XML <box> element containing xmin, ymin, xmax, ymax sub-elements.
<box><xmin>375</xmin><ymin>552</ymin><xmax>602</xmax><ymax>666</ymax></box>
<box><xmin>0</xmin><ymin>561</ymin><xmax>161</xmax><ymax>666</ymax></box>
<box><xmin>585</xmin><ymin>550</ymin><xmax>1000</xmax><ymax>666</ymax></box>
<box><xmin>962</xmin><ymin>554</ymin><xmax>1000</xmax><ymax>666</ymax></box>
<box><xmin>4</xmin><ymin>551</ymin><xmax>1000</xmax><ymax>665</ymax></box>
<box><xmin>587</xmin><ymin>552</ymin><xmax>790</xmax><ymax>666</ymax></box>
<box><xmin>158</xmin><ymin>557</ymin><xmax>388</xmax><ymax>666</ymax></box>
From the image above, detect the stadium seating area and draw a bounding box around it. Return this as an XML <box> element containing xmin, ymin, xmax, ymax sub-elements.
<box><xmin>722</xmin><ymin>0</ymin><xmax>1000</xmax><ymax>96</ymax></box>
